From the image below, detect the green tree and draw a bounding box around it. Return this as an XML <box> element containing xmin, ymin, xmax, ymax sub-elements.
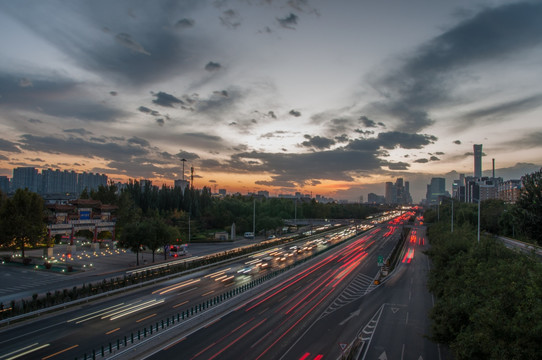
<box><xmin>90</xmin><ymin>183</ymin><xmax>118</xmax><ymax>205</ymax></box>
<box><xmin>513</xmin><ymin>168</ymin><xmax>542</xmax><ymax>245</ymax></box>
<box><xmin>0</xmin><ymin>189</ymin><xmax>47</xmax><ymax>260</ymax></box>
<box><xmin>152</xmin><ymin>217</ymin><xmax>180</xmax><ymax>261</ymax></box>
<box><xmin>117</xmin><ymin>221</ymin><xmax>145</xmax><ymax>266</ymax></box>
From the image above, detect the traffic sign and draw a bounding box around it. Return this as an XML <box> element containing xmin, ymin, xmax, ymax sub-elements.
<box><xmin>377</xmin><ymin>255</ymin><xmax>384</xmax><ymax>266</ymax></box>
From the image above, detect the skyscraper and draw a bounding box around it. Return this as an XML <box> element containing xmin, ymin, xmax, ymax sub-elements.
<box><xmin>473</xmin><ymin>144</ymin><xmax>482</xmax><ymax>178</ymax></box>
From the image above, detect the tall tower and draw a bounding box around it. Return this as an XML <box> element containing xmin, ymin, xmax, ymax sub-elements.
<box><xmin>473</xmin><ymin>144</ymin><xmax>482</xmax><ymax>178</ymax></box>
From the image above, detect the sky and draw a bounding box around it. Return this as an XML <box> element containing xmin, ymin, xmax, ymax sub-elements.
<box><xmin>0</xmin><ymin>0</ymin><xmax>541</xmax><ymax>202</ymax></box>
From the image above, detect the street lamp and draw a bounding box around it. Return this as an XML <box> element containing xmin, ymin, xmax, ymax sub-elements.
<box><xmin>451</xmin><ymin>198</ymin><xmax>454</xmax><ymax>233</ymax></box>
<box><xmin>475</xmin><ymin>198</ymin><xmax>480</xmax><ymax>243</ymax></box>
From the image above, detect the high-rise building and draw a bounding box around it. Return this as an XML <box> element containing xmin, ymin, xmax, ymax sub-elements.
<box><xmin>385</xmin><ymin>178</ymin><xmax>412</xmax><ymax>204</ymax></box>
<box><xmin>385</xmin><ymin>182</ymin><xmax>395</xmax><ymax>204</ymax></box>
<box><xmin>12</xmin><ymin>167</ymin><xmax>39</xmax><ymax>192</ymax></box>
<box><xmin>426</xmin><ymin>177</ymin><xmax>448</xmax><ymax>205</ymax></box>
<box><xmin>473</xmin><ymin>144</ymin><xmax>482</xmax><ymax>178</ymax></box>
<box><xmin>498</xmin><ymin>179</ymin><xmax>522</xmax><ymax>203</ymax></box>
<box><xmin>0</xmin><ymin>176</ymin><xmax>9</xmax><ymax>194</ymax></box>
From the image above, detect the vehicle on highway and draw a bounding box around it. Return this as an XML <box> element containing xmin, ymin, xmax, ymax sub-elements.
<box><xmin>244</xmin><ymin>232</ymin><xmax>254</xmax><ymax>239</ymax></box>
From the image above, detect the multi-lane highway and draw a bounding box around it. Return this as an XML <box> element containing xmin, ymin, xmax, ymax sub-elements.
<box><xmin>0</xmin><ymin>212</ymin><xmax>438</xmax><ymax>360</ymax></box>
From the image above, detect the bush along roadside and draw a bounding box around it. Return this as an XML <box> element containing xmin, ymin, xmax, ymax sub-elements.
<box><xmin>425</xmin><ymin>221</ymin><xmax>542</xmax><ymax>360</ymax></box>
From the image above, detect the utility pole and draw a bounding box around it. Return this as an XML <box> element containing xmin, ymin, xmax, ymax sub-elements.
<box><xmin>253</xmin><ymin>198</ymin><xmax>256</xmax><ymax>238</ymax></box>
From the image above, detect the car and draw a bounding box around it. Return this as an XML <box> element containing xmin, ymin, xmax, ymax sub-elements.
<box><xmin>244</xmin><ymin>232</ymin><xmax>254</xmax><ymax>239</ymax></box>
<box><xmin>267</xmin><ymin>235</ymin><xmax>276</xmax><ymax>239</ymax></box>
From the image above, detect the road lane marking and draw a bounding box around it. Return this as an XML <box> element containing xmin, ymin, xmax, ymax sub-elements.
<box><xmin>41</xmin><ymin>344</ymin><xmax>78</xmax><ymax>360</ymax></box>
<box><xmin>136</xmin><ymin>313</ymin><xmax>157</xmax><ymax>322</ymax></box>
<box><xmin>202</xmin><ymin>290</ymin><xmax>215</xmax><ymax>296</ymax></box>
<box><xmin>173</xmin><ymin>300</ymin><xmax>189</xmax><ymax>308</ymax></box>
<box><xmin>106</xmin><ymin>328</ymin><xmax>120</xmax><ymax>335</ymax></box>
<box><xmin>0</xmin><ymin>343</ymin><xmax>43</xmax><ymax>360</ymax></box>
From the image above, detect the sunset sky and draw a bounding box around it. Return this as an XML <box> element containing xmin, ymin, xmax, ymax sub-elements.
<box><xmin>0</xmin><ymin>0</ymin><xmax>541</xmax><ymax>202</ymax></box>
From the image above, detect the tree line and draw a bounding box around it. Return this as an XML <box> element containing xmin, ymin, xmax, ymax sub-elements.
<box><xmin>0</xmin><ymin>181</ymin><xmax>379</xmax><ymax>265</ymax></box>
<box><xmin>424</xmin><ymin>168</ymin><xmax>542</xmax><ymax>359</ymax></box>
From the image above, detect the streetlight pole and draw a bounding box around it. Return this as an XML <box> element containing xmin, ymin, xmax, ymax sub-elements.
<box><xmin>477</xmin><ymin>198</ymin><xmax>480</xmax><ymax>244</ymax></box>
<box><xmin>253</xmin><ymin>198</ymin><xmax>256</xmax><ymax>238</ymax></box>
<box><xmin>451</xmin><ymin>198</ymin><xmax>454</xmax><ymax>233</ymax></box>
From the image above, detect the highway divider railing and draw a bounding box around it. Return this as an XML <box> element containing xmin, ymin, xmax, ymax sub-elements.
<box><xmin>0</xmin><ymin>224</ymin><xmax>360</xmax><ymax>325</ymax></box>
<box><xmin>0</xmin><ymin>232</ymin><xmax>308</xmax><ymax>324</ymax></box>
<box><xmin>75</xmin><ymin>232</ymin><xmax>359</xmax><ymax>360</ymax></box>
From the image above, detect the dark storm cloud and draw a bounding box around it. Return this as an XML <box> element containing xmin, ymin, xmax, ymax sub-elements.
<box><xmin>205</xmin><ymin>62</ymin><xmax>222</xmax><ymax>72</ymax></box>
<box><xmin>430</xmin><ymin>156</ymin><xmax>440</xmax><ymax>161</ymax></box>
<box><xmin>109</xmin><ymin>91</ymin><xmax>118</xmax><ymax>96</ymax></box>
<box><xmin>1</xmin><ymin>1</ymin><xmax>206</xmax><ymax>87</ymax></box>
<box><xmin>115</xmin><ymin>33</ymin><xmax>151</xmax><ymax>55</ymax></box>
<box><xmin>152</xmin><ymin>92</ymin><xmax>184</xmax><ymax>107</ymax></box>
<box><xmin>191</xmin><ymin>88</ymin><xmax>240</xmax><ymax>115</ymax></box>
<box><xmin>335</xmin><ymin>134</ymin><xmax>349</xmax><ymax>143</ymax></box>
<box><xmin>359</xmin><ymin>115</ymin><xmax>377</xmax><ymax>128</ymax></box>
<box><xmin>106</xmin><ymin>160</ymin><xmax>165</xmax><ymax>179</ymax></box>
<box><xmin>0</xmin><ymin>139</ymin><xmax>21</xmax><ymax>153</ymax></box>
<box><xmin>376</xmin><ymin>132</ymin><xmax>437</xmax><ymax>149</ymax></box>
<box><xmin>175</xmin><ymin>18</ymin><xmax>195</xmax><ymax>29</ymax></box>
<box><xmin>355</xmin><ymin>129</ymin><xmax>374</xmax><ymax>136</ymax></box>
<box><xmin>301</xmin><ymin>135</ymin><xmax>335</xmax><ymax>150</ymax></box>
<box><xmin>156</xmin><ymin>118</ymin><xmax>165</xmax><ymax>126</ymax></box>
<box><xmin>18</xmin><ymin>134</ymin><xmax>148</xmax><ymax>162</ymax></box>
<box><xmin>63</xmin><ymin>128</ymin><xmax>93</xmax><ymax>136</ymax></box>
<box><xmin>454</xmin><ymin>140</ymin><xmax>462</xmax><ymax>145</ymax></box>
<box><xmin>346</xmin><ymin>131</ymin><xmax>436</xmax><ymax>152</ymax></box>
<box><xmin>268</xmin><ymin>111</ymin><xmax>277</xmax><ymax>119</ymax></box>
<box><xmin>504</xmin><ymin>131</ymin><xmax>542</xmax><ymax>150</ymax></box>
<box><xmin>138</xmin><ymin>106</ymin><xmax>160</xmax><ymax>116</ymax></box>
<box><xmin>0</xmin><ymin>72</ymin><xmax>126</xmax><ymax>122</ymax></box>
<box><xmin>387</xmin><ymin>162</ymin><xmax>410</xmax><ymax>171</ymax></box>
<box><xmin>370</xmin><ymin>1</ymin><xmax>542</xmax><ymax>132</ymax></box>
<box><xmin>460</xmin><ymin>94</ymin><xmax>542</xmax><ymax>123</ymax></box>
<box><xmin>220</xmin><ymin>9</ymin><xmax>242</xmax><ymax>29</ymax></box>
<box><xmin>414</xmin><ymin>158</ymin><xmax>429</xmax><ymax>163</ymax></box>
<box><xmin>229</xmin><ymin>148</ymin><xmax>385</xmax><ymax>187</ymax></box>
<box><xmin>0</xmin><ymin>154</ymin><xmax>9</xmax><ymax>161</ymax></box>
<box><xmin>289</xmin><ymin>110</ymin><xmax>301</xmax><ymax>117</ymax></box>
<box><xmin>175</xmin><ymin>150</ymin><xmax>200</xmax><ymax>161</ymax></box>
<box><xmin>127</xmin><ymin>136</ymin><xmax>150</xmax><ymax>147</ymax></box>
<box><xmin>277</xmin><ymin>13</ymin><xmax>298</xmax><ymax>29</ymax></box>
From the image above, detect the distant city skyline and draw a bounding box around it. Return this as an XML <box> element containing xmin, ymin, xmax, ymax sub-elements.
<box><xmin>1</xmin><ymin>1</ymin><xmax>541</xmax><ymax>202</ymax></box>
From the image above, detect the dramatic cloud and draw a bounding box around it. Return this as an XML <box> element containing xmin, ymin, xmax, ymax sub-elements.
<box><xmin>176</xmin><ymin>150</ymin><xmax>200</xmax><ymax>162</ymax></box>
<box><xmin>152</xmin><ymin>91</ymin><xmax>184</xmax><ymax>107</ymax></box>
<box><xmin>387</xmin><ymin>162</ymin><xmax>410</xmax><ymax>170</ymax></box>
<box><xmin>460</xmin><ymin>94</ymin><xmax>542</xmax><ymax>124</ymax></box>
<box><xmin>0</xmin><ymin>139</ymin><xmax>21</xmax><ymax>153</ymax></box>
<box><xmin>0</xmin><ymin>72</ymin><xmax>126</xmax><ymax>122</ymax></box>
<box><xmin>175</xmin><ymin>18</ymin><xmax>195</xmax><ymax>29</ymax></box>
<box><xmin>220</xmin><ymin>9</ymin><xmax>242</xmax><ymax>29</ymax></box>
<box><xmin>18</xmin><ymin>134</ymin><xmax>148</xmax><ymax>162</ymax></box>
<box><xmin>205</xmin><ymin>62</ymin><xmax>222</xmax><ymax>72</ymax></box>
<box><xmin>359</xmin><ymin>115</ymin><xmax>377</xmax><ymax>128</ymax></box>
<box><xmin>115</xmin><ymin>33</ymin><xmax>151</xmax><ymax>55</ymax></box>
<box><xmin>63</xmin><ymin>128</ymin><xmax>93</xmax><ymax>136</ymax></box>
<box><xmin>138</xmin><ymin>106</ymin><xmax>160</xmax><ymax>116</ymax></box>
<box><xmin>369</xmin><ymin>1</ymin><xmax>542</xmax><ymax>132</ymax></box>
<box><xmin>301</xmin><ymin>135</ymin><xmax>335</xmax><ymax>150</ymax></box>
<box><xmin>127</xmin><ymin>136</ymin><xmax>150</xmax><ymax>147</ymax></box>
<box><xmin>277</xmin><ymin>13</ymin><xmax>298</xmax><ymax>29</ymax></box>
<box><xmin>289</xmin><ymin>110</ymin><xmax>301</xmax><ymax>117</ymax></box>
